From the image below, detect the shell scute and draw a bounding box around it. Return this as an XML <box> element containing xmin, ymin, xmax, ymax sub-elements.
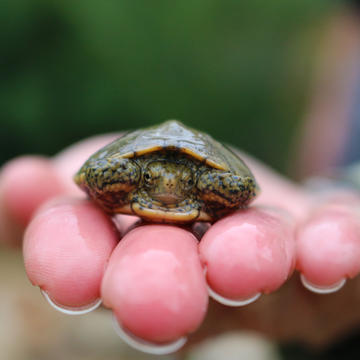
<box><xmin>89</xmin><ymin>120</ymin><xmax>253</xmax><ymax>176</ymax></box>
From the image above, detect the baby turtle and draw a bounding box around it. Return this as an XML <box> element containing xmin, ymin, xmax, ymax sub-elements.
<box><xmin>74</xmin><ymin>120</ymin><xmax>259</xmax><ymax>223</ymax></box>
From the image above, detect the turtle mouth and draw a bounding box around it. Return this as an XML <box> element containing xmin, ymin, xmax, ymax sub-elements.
<box><xmin>130</xmin><ymin>190</ymin><xmax>200</xmax><ymax>222</ymax></box>
<box><xmin>131</xmin><ymin>202</ymin><xmax>200</xmax><ymax>223</ymax></box>
<box><xmin>128</xmin><ymin>189</ymin><xmax>212</xmax><ymax>223</ymax></box>
<box><xmin>150</xmin><ymin>193</ymin><xmax>183</xmax><ymax>205</ymax></box>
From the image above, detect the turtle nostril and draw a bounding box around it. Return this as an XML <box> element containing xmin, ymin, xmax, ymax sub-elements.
<box><xmin>165</xmin><ymin>180</ymin><xmax>175</xmax><ymax>189</ymax></box>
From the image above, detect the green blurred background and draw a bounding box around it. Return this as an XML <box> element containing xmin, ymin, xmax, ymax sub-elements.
<box><xmin>1</xmin><ymin>0</ymin><xmax>333</xmax><ymax>173</ymax></box>
<box><xmin>3</xmin><ymin>1</ymin><xmax>359</xmax><ymax>359</ymax></box>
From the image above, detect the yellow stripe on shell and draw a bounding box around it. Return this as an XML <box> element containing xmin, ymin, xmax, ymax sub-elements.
<box><xmin>116</xmin><ymin>145</ymin><xmax>164</xmax><ymax>159</ymax></box>
<box><xmin>114</xmin><ymin>146</ymin><xmax>228</xmax><ymax>171</ymax></box>
<box><xmin>179</xmin><ymin>147</ymin><xmax>227</xmax><ymax>170</ymax></box>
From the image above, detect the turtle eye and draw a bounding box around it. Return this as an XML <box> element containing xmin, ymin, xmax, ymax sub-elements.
<box><xmin>181</xmin><ymin>172</ymin><xmax>194</xmax><ymax>190</ymax></box>
<box><xmin>144</xmin><ymin>162</ymin><xmax>163</xmax><ymax>187</ymax></box>
<box><xmin>144</xmin><ymin>170</ymin><xmax>156</xmax><ymax>188</ymax></box>
<box><xmin>144</xmin><ymin>172</ymin><xmax>152</xmax><ymax>182</ymax></box>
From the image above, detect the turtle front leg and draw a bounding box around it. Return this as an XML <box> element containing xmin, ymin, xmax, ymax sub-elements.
<box><xmin>197</xmin><ymin>170</ymin><xmax>258</xmax><ymax>215</ymax></box>
<box><xmin>74</xmin><ymin>156</ymin><xmax>141</xmax><ymax>214</ymax></box>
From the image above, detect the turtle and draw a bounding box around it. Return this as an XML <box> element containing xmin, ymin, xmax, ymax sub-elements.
<box><xmin>74</xmin><ymin>120</ymin><xmax>259</xmax><ymax>223</ymax></box>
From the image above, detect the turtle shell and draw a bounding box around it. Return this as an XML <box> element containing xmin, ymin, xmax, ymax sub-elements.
<box><xmin>88</xmin><ymin>120</ymin><xmax>254</xmax><ymax>178</ymax></box>
<box><xmin>75</xmin><ymin>120</ymin><xmax>259</xmax><ymax>223</ymax></box>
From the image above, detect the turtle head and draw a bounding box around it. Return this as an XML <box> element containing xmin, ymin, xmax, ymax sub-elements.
<box><xmin>130</xmin><ymin>158</ymin><xmax>206</xmax><ymax>223</ymax></box>
<box><xmin>142</xmin><ymin>160</ymin><xmax>195</xmax><ymax>204</ymax></box>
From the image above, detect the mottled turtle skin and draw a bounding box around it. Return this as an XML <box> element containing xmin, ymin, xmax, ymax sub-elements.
<box><xmin>74</xmin><ymin>120</ymin><xmax>259</xmax><ymax>223</ymax></box>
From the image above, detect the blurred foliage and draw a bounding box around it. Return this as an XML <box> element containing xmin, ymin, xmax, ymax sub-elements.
<box><xmin>1</xmin><ymin>0</ymin><xmax>333</xmax><ymax>171</ymax></box>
